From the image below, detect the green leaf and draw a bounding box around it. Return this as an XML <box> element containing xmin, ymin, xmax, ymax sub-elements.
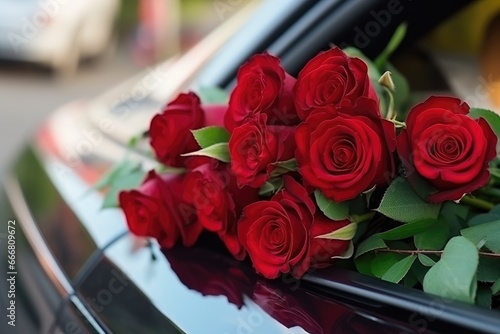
<box><xmin>381</xmin><ymin>255</ymin><xmax>417</xmax><ymax>284</ymax></box>
<box><xmin>423</xmin><ymin>237</ymin><xmax>479</xmax><ymax>304</ymax></box>
<box><xmin>102</xmin><ymin>168</ymin><xmax>146</xmax><ymax>209</ymax></box>
<box><xmin>182</xmin><ymin>143</ymin><xmax>230</xmax><ymax>163</ymax></box>
<box><xmin>374</xmin><ymin>22</ymin><xmax>408</xmax><ymax>71</ymax></box>
<box><xmin>477</xmin><ymin>257</ymin><xmax>500</xmax><ymax>282</ymax></box>
<box><xmin>355</xmin><ymin>236</ymin><xmax>387</xmax><ymax>258</ymax></box>
<box><xmin>370</xmin><ymin>253</ymin><xmax>404</xmax><ymax>278</ymax></box>
<box><xmin>418</xmin><ymin>254</ymin><xmax>436</xmax><ymax>267</ymax></box>
<box><xmin>492</xmin><ymin>278</ymin><xmax>500</xmax><ymax>295</ymax></box>
<box><xmin>377</xmin><ymin>218</ymin><xmax>437</xmax><ymax>241</ymax></box>
<box><xmin>93</xmin><ymin>160</ymin><xmax>141</xmax><ymax>191</ymax></box>
<box><xmin>461</xmin><ymin>220</ymin><xmax>500</xmax><ymax>253</ymax></box>
<box><xmin>269</xmin><ymin>158</ymin><xmax>298</xmax><ymax>177</ymax></box>
<box><xmin>476</xmin><ymin>287</ymin><xmax>492</xmax><ymax>309</ymax></box>
<box><xmin>377</xmin><ymin>178</ymin><xmax>442</xmax><ymax>223</ymax></box>
<box><xmin>414</xmin><ymin>217</ymin><xmax>450</xmax><ymax>250</ymax></box>
<box><xmin>258</xmin><ymin>178</ymin><xmax>284</xmax><ymax>196</ymax></box>
<box><xmin>412</xmin><ymin>259</ymin><xmax>430</xmax><ymax>284</ymax></box>
<box><xmin>197</xmin><ymin>86</ymin><xmax>229</xmax><ymax>104</ymax></box>
<box><xmin>467</xmin><ymin>213</ymin><xmax>500</xmax><ymax>227</ymax></box>
<box><xmin>316</xmin><ymin>223</ymin><xmax>357</xmax><ymax>240</ymax></box>
<box><xmin>191</xmin><ymin>126</ymin><xmax>230</xmax><ymax>149</ymax></box>
<box><xmin>403</xmin><ymin>271</ymin><xmax>419</xmax><ymax>288</ymax></box>
<box><xmin>271</xmin><ymin>158</ymin><xmax>298</xmax><ymax>171</ymax></box>
<box><xmin>314</xmin><ymin>190</ymin><xmax>349</xmax><ymax>221</ymax></box>
<box><xmin>354</xmin><ymin>253</ymin><xmax>375</xmax><ymax>276</ymax></box>
<box><xmin>440</xmin><ymin>201</ymin><xmax>469</xmax><ymax>237</ymax></box>
<box><xmin>469</xmin><ymin>108</ymin><xmax>500</xmax><ymax>138</ymax></box>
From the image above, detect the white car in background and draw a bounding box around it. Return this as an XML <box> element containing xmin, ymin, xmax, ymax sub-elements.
<box><xmin>0</xmin><ymin>0</ymin><xmax>120</xmax><ymax>76</ymax></box>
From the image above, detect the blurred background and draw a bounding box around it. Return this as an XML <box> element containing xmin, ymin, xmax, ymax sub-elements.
<box><xmin>0</xmin><ymin>0</ymin><xmax>248</xmax><ymax>176</ymax></box>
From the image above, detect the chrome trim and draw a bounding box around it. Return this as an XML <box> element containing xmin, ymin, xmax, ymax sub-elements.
<box><xmin>2</xmin><ymin>176</ymin><xmax>74</xmax><ymax>296</ymax></box>
<box><xmin>68</xmin><ymin>295</ymin><xmax>106</xmax><ymax>334</ymax></box>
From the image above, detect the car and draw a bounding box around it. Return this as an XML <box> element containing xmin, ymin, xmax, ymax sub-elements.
<box><xmin>0</xmin><ymin>0</ymin><xmax>120</xmax><ymax>76</ymax></box>
<box><xmin>1</xmin><ymin>0</ymin><xmax>500</xmax><ymax>333</ymax></box>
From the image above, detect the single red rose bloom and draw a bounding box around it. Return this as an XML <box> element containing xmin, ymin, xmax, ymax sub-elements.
<box><xmin>294</xmin><ymin>47</ymin><xmax>377</xmax><ymax>121</ymax></box>
<box><xmin>397</xmin><ymin>96</ymin><xmax>498</xmax><ymax>202</ymax></box>
<box><xmin>296</xmin><ymin>97</ymin><xmax>396</xmax><ymax>202</ymax></box>
<box><xmin>149</xmin><ymin>92</ymin><xmax>226</xmax><ymax>167</ymax></box>
<box><xmin>183</xmin><ymin>159</ymin><xmax>258</xmax><ymax>260</ymax></box>
<box><xmin>119</xmin><ymin>171</ymin><xmax>203</xmax><ymax>248</ymax></box>
<box><xmin>229</xmin><ymin>115</ymin><xmax>296</xmax><ymax>188</ymax></box>
<box><xmin>225</xmin><ymin>53</ymin><xmax>299</xmax><ymax>132</ymax></box>
<box><xmin>309</xmin><ymin>215</ymin><xmax>351</xmax><ymax>269</ymax></box>
<box><xmin>237</xmin><ymin>176</ymin><xmax>315</xmax><ymax>279</ymax></box>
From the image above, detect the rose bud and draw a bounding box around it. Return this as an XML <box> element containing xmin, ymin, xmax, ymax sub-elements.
<box><xmin>296</xmin><ymin>97</ymin><xmax>396</xmax><ymax>202</ymax></box>
<box><xmin>397</xmin><ymin>96</ymin><xmax>498</xmax><ymax>202</ymax></box>
<box><xmin>150</xmin><ymin>92</ymin><xmax>226</xmax><ymax>167</ymax></box>
<box><xmin>183</xmin><ymin>158</ymin><xmax>258</xmax><ymax>260</ymax></box>
<box><xmin>237</xmin><ymin>176</ymin><xmax>315</xmax><ymax>279</ymax></box>
<box><xmin>119</xmin><ymin>170</ymin><xmax>203</xmax><ymax>248</ymax></box>
<box><xmin>229</xmin><ymin>114</ymin><xmax>296</xmax><ymax>188</ymax></box>
<box><xmin>294</xmin><ymin>47</ymin><xmax>378</xmax><ymax>121</ymax></box>
<box><xmin>225</xmin><ymin>53</ymin><xmax>299</xmax><ymax>132</ymax></box>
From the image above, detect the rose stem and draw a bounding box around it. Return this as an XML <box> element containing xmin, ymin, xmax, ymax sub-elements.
<box><xmin>478</xmin><ymin>187</ymin><xmax>500</xmax><ymax>199</ymax></box>
<box><xmin>376</xmin><ymin>248</ymin><xmax>500</xmax><ymax>259</ymax></box>
<box><xmin>461</xmin><ymin>195</ymin><xmax>495</xmax><ymax>211</ymax></box>
<box><xmin>351</xmin><ymin>212</ymin><xmax>376</xmax><ymax>224</ymax></box>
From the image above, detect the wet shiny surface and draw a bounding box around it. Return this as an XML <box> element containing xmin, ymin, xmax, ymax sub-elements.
<box><xmin>77</xmin><ymin>233</ymin><xmax>427</xmax><ymax>334</ymax></box>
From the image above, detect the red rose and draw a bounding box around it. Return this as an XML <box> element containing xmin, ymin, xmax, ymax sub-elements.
<box><xmin>309</xmin><ymin>215</ymin><xmax>350</xmax><ymax>269</ymax></box>
<box><xmin>296</xmin><ymin>97</ymin><xmax>396</xmax><ymax>202</ymax></box>
<box><xmin>237</xmin><ymin>176</ymin><xmax>315</xmax><ymax>279</ymax></box>
<box><xmin>119</xmin><ymin>171</ymin><xmax>203</xmax><ymax>248</ymax></box>
<box><xmin>294</xmin><ymin>48</ymin><xmax>377</xmax><ymax>121</ymax></box>
<box><xmin>164</xmin><ymin>248</ymin><xmax>256</xmax><ymax>309</ymax></box>
<box><xmin>229</xmin><ymin>115</ymin><xmax>296</xmax><ymax>188</ymax></box>
<box><xmin>397</xmin><ymin>96</ymin><xmax>497</xmax><ymax>202</ymax></box>
<box><xmin>183</xmin><ymin>159</ymin><xmax>258</xmax><ymax>260</ymax></box>
<box><xmin>225</xmin><ymin>53</ymin><xmax>299</xmax><ymax>132</ymax></box>
<box><xmin>150</xmin><ymin>92</ymin><xmax>226</xmax><ymax>167</ymax></box>
<box><xmin>252</xmin><ymin>282</ymin><xmax>324</xmax><ymax>334</ymax></box>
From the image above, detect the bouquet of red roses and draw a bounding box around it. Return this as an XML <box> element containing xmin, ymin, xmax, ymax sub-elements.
<box><xmin>101</xmin><ymin>26</ymin><xmax>500</xmax><ymax>308</ymax></box>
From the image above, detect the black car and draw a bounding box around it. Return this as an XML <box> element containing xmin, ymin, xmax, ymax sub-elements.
<box><xmin>2</xmin><ymin>0</ymin><xmax>500</xmax><ymax>333</ymax></box>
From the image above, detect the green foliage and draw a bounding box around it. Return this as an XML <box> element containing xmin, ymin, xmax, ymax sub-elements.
<box><xmin>381</xmin><ymin>255</ymin><xmax>416</xmax><ymax>284</ymax></box>
<box><xmin>377</xmin><ymin>178</ymin><xmax>442</xmax><ymax>223</ymax></box>
<box><xmin>414</xmin><ymin>217</ymin><xmax>450</xmax><ymax>250</ymax></box>
<box><xmin>269</xmin><ymin>159</ymin><xmax>299</xmax><ymax>177</ymax></box>
<box><xmin>192</xmin><ymin>126</ymin><xmax>230</xmax><ymax>149</ymax></box>
<box><xmin>469</xmin><ymin>108</ymin><xmax>500</xmax><ymax>139</ymax></box>
<box><xmin>370</xmin><ymin>253</ymin><xmax>404</xmax><ymax>278</ymax></box>
<box><xmin>423</xmin><ymin>237</ymin><xmax>479</xmax><ymax>304</ymax></box>
<box><xmin>377</xmin><ymin>218</ymin><xmax>437</xmax><ymax>240</ymax></box>
<box><xmin>477</xmin><ymin>257</ymin><xmax>500</xmax><ymax>282</ymax></box>
<box><xmin>461</xmin><ymin>220</ymin><xmax>500</xmax><ymax>253</ymax></box>
<box><xmin>314</xmin><ymin>190</ymin><xmax>349</xmax><ymax>221</ymax></box>
<box><xmin>182</xmin><ymin>143</ymin><xmax>230</xmax><ymax>163</ymax></box>
<box><xmin>355</xmin><ymin>236</ymin><xmax>387</xmax><ymax>258</ymax></box>
<box><xmin>418</xmin><ymin>254</ymin><xmax>436</xmax><ymax>267</ymax></box>
<box><xmin>476</xmin><ymin>287</ymin><xmax>493</xmax><ymax>309</ymax></box>
<box><xmin>93</xmin><ymin>160</ymin><xmax>147</xmax><ymax>209</ymax></box>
